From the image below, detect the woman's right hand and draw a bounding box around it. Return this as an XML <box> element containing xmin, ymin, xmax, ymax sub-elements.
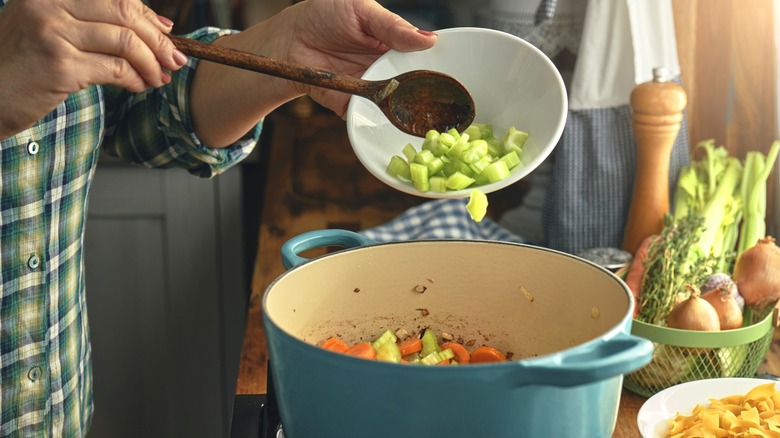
<box><xmin>0</xmin><ymin>0</ymin><xmax>187</xmax><ymax>139</ymax></box>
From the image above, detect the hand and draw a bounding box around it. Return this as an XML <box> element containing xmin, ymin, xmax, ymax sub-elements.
<box><xmin>189</xmin><ymin>0</ymin><xmax>437</xmax><ymax>147</ymax></box>
<box><xmin>264</xmin><ymin>0</ymin><xmax>438</xmax><ymax>117</ymax></box>
<box><xmin>0</xmin><ymin>0</ymin><xmax>187</xmax><ymax>139</ymax></box>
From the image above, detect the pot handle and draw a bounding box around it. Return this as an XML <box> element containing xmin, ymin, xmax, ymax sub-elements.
<box><xmin>281</xmin><ymin>229</ymin><xmax>377</xmax><ymax>269</ymax></box>
<box><xmin>513</xmin><ymin>332</ymin><xmax>653</xmax><ymax>387</ymax></box>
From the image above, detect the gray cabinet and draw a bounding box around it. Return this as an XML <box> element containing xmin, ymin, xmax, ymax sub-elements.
<box><xmin>84</xmin><ymin>162</ymin><xmax>247</xmax><ymax>437</ymax></box>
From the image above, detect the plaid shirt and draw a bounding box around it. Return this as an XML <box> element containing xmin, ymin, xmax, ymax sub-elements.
<box><xmin>0</xmin><ymin>10</ymin><xmax>260</xmax><ymax>436</ymax></box>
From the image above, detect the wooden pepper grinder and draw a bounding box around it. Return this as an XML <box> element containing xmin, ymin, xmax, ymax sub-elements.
<box><xmin>622</xmin><ymin>67</ymin><xmax>687</xmax><ymax>254</ymax></box>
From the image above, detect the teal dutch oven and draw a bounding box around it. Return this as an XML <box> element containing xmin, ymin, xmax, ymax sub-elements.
<box><xmin>262</xmin><ymin>229</ymin><xmax>652</xmax><ymax>437</ymax></box>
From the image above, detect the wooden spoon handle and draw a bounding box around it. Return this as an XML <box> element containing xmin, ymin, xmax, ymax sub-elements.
<box><xmin>622</xmin><ymin>68</ymin><xmax>687</xmax><ymax>254</ymax></box>
<box><xmin>169</xmin><ymin>35</ymin><xmax>388</xmax><ymax>100</ymax></box>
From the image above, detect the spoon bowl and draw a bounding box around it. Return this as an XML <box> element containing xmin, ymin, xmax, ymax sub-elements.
<box><xmin>346</xmin><ymin>27</ymin><xmax>568</xmax><ymax>199</ymax></box>
<box><xmin>169</xmin><ymin>35</ymin><xmax>474</xmax><ymax>137</ymax></box>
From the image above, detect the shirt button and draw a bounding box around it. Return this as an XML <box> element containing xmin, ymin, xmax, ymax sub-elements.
<box><xmin>27</xmin><ymin>140</ymin><xmax>40</xmax><ymax>155</ymax></box>
<box><xmin>28</xmin><ymin>366</ymin><xmax>42</xmax><ymax>382</ymax></box>
<box><xmin>27</xmin><ymin>254</ymin><xmax>40</xmax><ymax>269</ymax></box>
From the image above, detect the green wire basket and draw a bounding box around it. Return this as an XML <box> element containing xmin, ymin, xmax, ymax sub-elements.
<box><xmin>623</xmin><ymin>306</ymin><xmax>779</xmax><ymax>398</ymax></box>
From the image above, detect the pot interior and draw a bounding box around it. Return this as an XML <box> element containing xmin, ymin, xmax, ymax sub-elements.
<box><xmin>264</xmin><ymin>240</ymin><xmax>631</xmax><ymax>359</ymax></box>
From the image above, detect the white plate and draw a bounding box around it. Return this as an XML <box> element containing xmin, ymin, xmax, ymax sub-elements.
<box><xmin>636</xmin><ymin>377</ymin><xmax>778</xmax><ymax>437</ymax></box>
<box><xmin>346</xmin><ymin>27</ymin><xmax>567</xmax><ymax>199</ymax></box>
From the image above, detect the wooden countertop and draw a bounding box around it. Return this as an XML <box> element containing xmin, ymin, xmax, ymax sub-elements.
<box><xmin>236</xmin><ymin>103</ymin><xmax>780</xmax><ymax>437</ymax></box>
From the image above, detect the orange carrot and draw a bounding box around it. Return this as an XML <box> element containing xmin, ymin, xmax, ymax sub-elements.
<box><xmin>320</xmin><ymin>337</ymin><xmax>349</xmax><ymax>353</ymax></box>
<box><xmin>625</xmin><ymin>234</ymin><xmax>655</xmax><ymax>317</ymax></box>
<box><xmin>440</xmin><ymin>341</ymin><xmax>470</xmax><ymax>364</ymax></box>
<box><xmin>397</xmin><ymin>337</ymin><xmax>423</xmax><ymax>356</ymax></box>
<box><xmin>436</xmin><ymin>359</ymin><xmax>451</xmax><ymax>365</ymax></box>
<box><xmin>345</xmin><ymin>342</ymin><xmax>377</xmax><ymax>360</ymax></box>
<box><xmin>470</xmin><ymin>346</ymin><xmax>507</xmax><ymax>363</ymax></box>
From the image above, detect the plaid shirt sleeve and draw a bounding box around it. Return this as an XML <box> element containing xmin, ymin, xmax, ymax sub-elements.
<box><xmin>100</xmin><ymin>27</ymin><xmax>261</xmax><ymax>178</ymax></box>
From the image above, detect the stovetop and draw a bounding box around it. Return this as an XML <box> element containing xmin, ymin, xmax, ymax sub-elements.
<box><xmin>230</xmin><ymin>393</ymin><xmax>283</xmax><ymax>438</ymax></box>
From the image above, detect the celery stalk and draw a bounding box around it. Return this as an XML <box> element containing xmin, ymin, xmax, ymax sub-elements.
<box><xmin>737</xmin><ymin>140</ymin><xmax>780</xmax><ymax>255</ymax></box>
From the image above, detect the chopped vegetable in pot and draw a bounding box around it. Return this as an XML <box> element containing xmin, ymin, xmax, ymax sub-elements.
<box><xmin>319</xmin><ymin>328</ymin><xmax>509</xmax><ymax>365</ymax></box>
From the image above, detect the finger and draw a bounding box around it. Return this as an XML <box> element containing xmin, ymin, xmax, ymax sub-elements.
<box><xmin>76</xmin><ymin>52</ymin><xmax>156</xmax><ymax>93</ymax></box>
<box><xmin>70</xmin><ymin>21</ymin><xmax>169</xmax><ymax>88</ymax></box>
<box><xmin>66</xmin><ymin>0</ymin><xmax>185</xmax><ymax>72</ymax></box>
<box><xmin>359</xmin><ymin>6</ymin><xmax>437</xmax><ymax>52</ymax></box>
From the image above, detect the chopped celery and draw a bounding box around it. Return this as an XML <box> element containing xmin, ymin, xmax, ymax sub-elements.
<box><xmin>429</xmin><ymin>176</ymin><xmax>448</xmax><ymax>193</ymax></box>
<box><xmin>480</xmin><ymin>160</ymin><xmax>510</xmax><ymax>184</ymax></box>
<box><xmin>462</xmin><ymin>125</ymin><xmax>482</xmax><ymax>140</ymax></box>
<box><xmin>445</xmin><ymin>172</ymin><xmax>475</xmax><ymax>190</ymax></box>
<box><xmin>386</xmin><ymin>155</ymin><xmax>411</xmax><ymax>180</ymax></box>
<box><xmin>371</xmin><ymin>329</ymin><xmax>397</xmax><ymax>351</ymax></box>
<box><xmin>461</xmin><ymin>139</ymin><xmax>488</xmax><ymax>164</ymax></box>
<box><xmin>409</xmin><ymin>162</ymin><xmax>429</xmax><ymax>192</ymax></box>
<box><xmin>419</xmin><ymin>348</ymin><xmax>456</xmax><ymax>365</ymax></box>
<box><xmin>501</xmin><ymin>126</ymin><xmax>529</xmax><ymax>153</ymax></box>
<box><xmin>384</xmin><ymin>124</ymin><xmax>529</xmax><ymax>211</ymax></box>
<box><xmin>419</xmin><ymin>329</ymin><xmax>440</xmax><ymax>358</ymax></box>
<box><xmin>402</xmin><ymin>143</ymin><xmax>417</xmax><ymax>161</ymax></box>
<box><xmin>445</xmin><ymin>134</ymin><xmax>470</xmax><ymax>160</ymax></box>
<box><xmin>466</xmin><ymin>189</ymin><xmax>488</xmax><ymax>222</ymax></box>
<box><xmin>499</xmin><ymin>150</ymin><xmax>522</xmax><ymax>170</ymax></box>
<box><xmin>375</xmin><ymin>342</ymin><xmax>402</xmax><ymax>363</ymax></box>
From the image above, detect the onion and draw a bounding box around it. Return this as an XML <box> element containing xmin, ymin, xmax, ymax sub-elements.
<box><xmin>701</xmin><ymin>273</ymin><xmax>745</xmax><ymax>312</ymax></box>
<box><xmin>701</xmin><ymin>284</ymin><xmax>743</xmax><ymax>330</ymax></box>
<box><xmin>732</xmin><ymin>236</ymin><xmax>780</xmax><ymax>309</ymax></box>
<box><xmin>666</xmin><ymin>285</ymin><xmax>721</xmax><ymax>331</ymax></box>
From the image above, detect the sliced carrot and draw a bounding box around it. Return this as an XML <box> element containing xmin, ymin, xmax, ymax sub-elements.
<box><xmin>397</xmin><ymin>337</ymin><xmax>423</xmax><ymax>356</ymax></box>
<box><xmin>436</xmin><ymin>359</ymin><xmax>451</xmax><ymax>365</ymax></box>
<box><xmin>469</xmin><ymin>346</ymin><xmax>507</xmax><ymax>363</ymax></box>
<box><xmin>625</xmin><ymin>234</ymin><xmax>655</xmax><ymax>317</ymax></box>
<box><xmin>320</xmin><ymin>337</ymin><xmax>349</xmax><ymax>353</ymax></box>
<box><xmin>345</xmin><ymin>342</ymin><xmax>377</xmax><ymax>360</ymax></box>
<box><xmin>440</xmin><ymin>341</ymin><xmax>470</xmax><ymax>364</ymax></box>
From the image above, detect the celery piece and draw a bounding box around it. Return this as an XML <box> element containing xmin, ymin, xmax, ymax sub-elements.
<box><xmin>469</xmin><ymin>155</ymin><xmax>492</xmax><ymax>175</ymax></box>
<box><xmin>438</xmin><ymin>132</ymin><xmax>456</xmax><ymax>148</ymax></box>
<box><xmin>447</xmin><ymin>128</ymin><xmax>461</xmax><ymax>138</ymax></box>
<box><xmin>426</xmin><ymin>157</ymin><xmax>444</xmax><ymax>175</ymax></box>
<box><xmin>386</xmin><ymin>155</ymin><xmax>411</xmax><ymax>180</ymax></box>
<box><xmin>466</xmin><ymin>189</ymin><xmax>488</xmax><ymax>222</ymax></box>
<box><xmin>419</xmin><ymin>329</ymin><xmax>440</xmax><ymax>358</ymax></box>
<box><xmin>421</xmin><ymin>130</ymin><xmax>440</xmax><ymax>152</ymax></box>
<box><xmin>445</xmin><ymin>171</ymin><xmax>475</xmax><ymax>190</ymax></box>
<box><xmin>461</xmin><ymin>139</ymin><xmax>489</xmax><ymax>164</ymax></box>
<box><xmin>474</xmin><ymin>123</ymin><xmax>494</xmax><ymax>139</ymax></box>
<box><xmin>482</xmin><ymin>160</ymin><xmax>511</xmax><ymax>184</ymax></box>
<box><xmin>413</xmin><ymin>149</ymin><xmax>435</xmax><ymax>166</ymax></box>
<box><xmin>375</xmin><ymin>342</ymin><xmax>402</xmax><ymax>363</ymax></box>
<box><xmin>486</xmin><ymin>137</ymin><xmax>501</xmax><ymax>157</ymax></box>
<box><xmin>501</xmin><ymin>126</ymin><xmax>529</xmax><ymax>154</ymax></box>
<box><xmin>419</xmin><ymin>348</ymin><xmax>455</xmax><ymax>366</ymax></box>
<box><xmin>463</xmin><ymin>125</ymin><xmax>482</xmax><ymax>140</ymax></box>
<box><xmin>445</xmin><ymin>134</ymin><xmax>470</xmax><ymax>160</ymax></box>
<box><xmin>402</xmin><ymin>143</ymin><xmax>417</xmax><ymax>162</ymax></box>
<box><xmin>443</xmin><ymin>160</ymin><xmax>474</xmax><ymax>178</ymax></box>
<box><xmin>409</xmin><ymin>162</ymin><xmax>430</xmax><ymax>192</ymax></box>
<box><xmin>429</xmin><ymin>176</ymin><xmax>448</xmax><ymax>193</ymax></box>
<box><xmin>371</xmin><ymin>329</ymin><xmax>397</xmax><ymax>351</ymax></box>
<box><xmin>499</xmin><ymin>150</ymin><xmax>522</xmax><ymax>169</ymax></box>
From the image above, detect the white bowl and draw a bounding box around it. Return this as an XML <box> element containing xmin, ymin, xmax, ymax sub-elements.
<box><xmin>346</xmin><ymin>27</ymin><xmax>567</xmax><ymax>199</ymax></box>
<box><xmin>636</xmin><ymin>377</ymin><xmax>778</xmax><ymax>437</ymax></box>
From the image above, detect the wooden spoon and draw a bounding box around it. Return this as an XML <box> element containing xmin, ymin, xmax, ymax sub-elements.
<box><xmin>170</xmin><ymin>35</ymin><xmax>475</xmax><ymax>137</ymax></box>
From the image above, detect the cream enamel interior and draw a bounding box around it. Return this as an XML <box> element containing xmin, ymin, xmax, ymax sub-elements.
<box><xmin>264</xmin><ymin>241</ymin><xmax>631</xmax><ymax>360</ymax></box>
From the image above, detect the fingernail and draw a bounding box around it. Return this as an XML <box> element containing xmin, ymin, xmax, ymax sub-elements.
<box><xmin>416</xmin><ymin>29</ymin><xmax>437</xmax><ymax>37</ymax></box>
<box><xmin>161</xmin><ymin>71</ymin><xmax>171</xmax><ymax>84</ymax></box>
<box><xmin>157</xmin><ymin>15</ymin><xmax>174</xmax><ymax>28</ymax></box>
<box><xmin>173</xmin><ymin>49</ymin><xmax>188</xmax><ymax>67</ymax></box>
